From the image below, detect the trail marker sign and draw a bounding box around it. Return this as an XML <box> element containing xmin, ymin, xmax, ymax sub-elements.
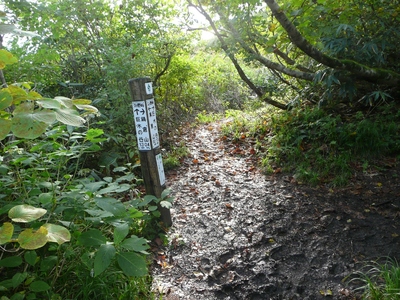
<box><xmin>132</xmin><ymin>101</ymin><xmax>151</xmax><ymax>150</ymax></box>
<box><xmin>128</xmin><ymin>77</ymin><xmax>171</xmax><ymax>226</ymax></box>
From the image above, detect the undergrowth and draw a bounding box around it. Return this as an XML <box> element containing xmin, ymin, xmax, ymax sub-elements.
<box><xmin>163</xmin><ymin>141</ymin><xmax>189</xmax><ymax>170</ymax></box>
<box><xmin>0</xmin><ymin>125</ymin><xmax>167</xmax><ymax>299</ymax></box>
<box><xmin>218</xmin><ymin>103</ymin><xmax>400</xmax><ymax>186</ymax></box>
<box><xmin>346</xmin><ymin>258</ymin><xmax>400</xmax><ymax>299</ymax></box>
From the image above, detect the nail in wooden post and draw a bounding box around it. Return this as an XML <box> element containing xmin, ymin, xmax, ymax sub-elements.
<box><xmin>128</xmin><ymin>77</ymin><xmax>172</xmax><ymax>227</ymax></box>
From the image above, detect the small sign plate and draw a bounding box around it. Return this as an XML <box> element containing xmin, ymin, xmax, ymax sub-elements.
<box><xmin>145</xmin><ymin>82</ymin><xmax>153</xmax><ymax>95</ymax></box>
<box><xmin>146</xmin><ymin>98</ymin><xmax>160</xmax><ymax>149</ymax></box>
<box><xmin>132</xmin><ymin>101</ymin><xmax>151</xmax><ymax>150</ymax></box>
<box><xmin>156</xmin><ymin>153</ymin><xmax>166</xmax><ymax>186</ymax></box>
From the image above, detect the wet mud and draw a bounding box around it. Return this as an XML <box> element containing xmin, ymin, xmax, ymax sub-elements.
<box><xmin>152</xmin><ymin>121</ymin><xmax>400</xmax><ymax>300</ymax></box>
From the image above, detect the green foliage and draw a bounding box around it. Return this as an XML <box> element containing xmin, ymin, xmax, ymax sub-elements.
<box><xmin>0</xmin><ymin>205</ymin><xmax>70</xmax><ymax>249</ymax></box>
<box><xmin>346</xmin><ymin>258</ymin><xmax>400</xmax><ymax>299</ymax></box>
<box><xmin>0</xmin><ymin>47</ymin><xmax>98</xmax><ymax>140</ymax></box>
<box><xmin>162</xmin><ymin>142</ymin><xmax>189</xmax><ymax>170</ymax></box>
<box><xmin>196</xmin><ymin>111</ymin><xmax>223</xmax><ymax>124</ymax></box>
<box><xmin>221</xmin><ymin>104</ymin><xmax>400</xmax><ymax>186</ymax></box>
<box><xmin>156</xmin><ymin>51</ymin><xmax>250</xmax><ymax>131</ymax></box>
<box><xmin>264</xmin><ymin>106</ymin><xmax>400</xmax><ymax>185</ymax></box>
<box><xmin>0</xmin><ymin>124</ymin><xmax>166</xmax><ymax>298</ymax></box>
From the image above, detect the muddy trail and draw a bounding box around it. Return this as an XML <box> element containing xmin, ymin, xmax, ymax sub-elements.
<box><xmin>151</xmin><ymin>120</ymin><xmax>400</xmax><ymax>300</ymax></box>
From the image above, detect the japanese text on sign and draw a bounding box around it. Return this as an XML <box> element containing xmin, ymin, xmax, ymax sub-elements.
<box><xmin>145</xmin><ymin>82</ymin><xmax>153</xmax><ymax>95</ymax></box>
<box><xmin>132</xmin><ymin>101</ymin><xmax>151</xmax><ymax>150</ymax></box>
<box><xmin>146</xmin><ymin>98</ymin><xmax>160</xmax><ymax>149</ymax></box>
<box><xmin>156</xmin><ymin>153</ymin><xmax>166</xmax><ymax>186</ymax></box>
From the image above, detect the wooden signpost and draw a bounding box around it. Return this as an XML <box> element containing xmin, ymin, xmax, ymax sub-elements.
<box><xmin>128</xmin><ymin>77</ymin><xmax>172</xmax><ymax>227</ymax></box>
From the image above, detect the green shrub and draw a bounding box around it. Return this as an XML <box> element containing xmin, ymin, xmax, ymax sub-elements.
<box><xmin>0</xmin><ymin>125</ymin><xmax>171</xmax><ymax>299</ymax></box>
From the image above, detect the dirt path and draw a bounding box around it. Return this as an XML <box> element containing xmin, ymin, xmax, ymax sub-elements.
<box><xmin>152</xmin><ymin>121</ymin><xmax>400</xmax><ymax>300</ymax></box>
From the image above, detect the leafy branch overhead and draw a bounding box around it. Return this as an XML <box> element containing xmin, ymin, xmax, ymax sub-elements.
<box><xmin>189</xmin><ymin>0</ymin><xmax>400</xmax><ymax>109</ymax></box>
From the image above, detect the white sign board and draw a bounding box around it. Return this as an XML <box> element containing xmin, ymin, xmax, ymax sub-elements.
<box><xmin>146</xmin><ymin>98</ymin><xmax>160</xmax><ymax>149</ymax></box>
<box><xmin>156</xmin><ymin>153</ymin><xmax>166</xmax><ymax>186</ymax></box>
<box><xmin>145</xmin><ymin>82</ymin><xmax>153</xmax><ymax>95</ymax></box>
<box><xmin>132</xmin><ymin>101</ymin><xmax>151</xmax><ymax>150</ymax></box>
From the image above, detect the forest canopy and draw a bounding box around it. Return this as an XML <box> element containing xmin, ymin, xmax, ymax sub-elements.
<box><xmin>188</xmin><ymin>0</ymin><xmax>400</xmax><ymax>109</ymax></box>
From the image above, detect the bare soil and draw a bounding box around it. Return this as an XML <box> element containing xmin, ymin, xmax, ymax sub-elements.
<box><xmin>151</xmin><ymin>120</ymin><xmax>400</xmax><ymax>300</ymax></box>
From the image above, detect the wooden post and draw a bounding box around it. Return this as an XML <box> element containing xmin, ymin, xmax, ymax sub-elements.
<box><xmin>128</xmin><ymin>77</ymin><xmax>172</xmax><ymax>227</ymax></box>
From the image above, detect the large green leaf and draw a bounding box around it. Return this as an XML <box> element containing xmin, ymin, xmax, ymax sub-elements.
<box><xmin>84</xmin><ymin>209</ymin><xmax>113</xmax><ymax>218</ymax></box>
<box><xmin>8</xmin><ymin>205</ymin><xmax>47</xmax><ymax>223</ymax></box>
<box><xmin>12</xmin><ymin>272</ymin><xmax>28</xmax><ymax>288</ymax></box>
<box><xmin>74</xmin><ymin>104</ymin><xmax>99</xmax><ymax>115</ymax></box>
<box><xmin>0</xmin><ymin>256</ymin><xmax>22</xmax><ymax>267</ymax></box>
<box><xmin>120</xmin><ymin>235</ymin><xmax>149</xmax><ymax>253</ymax></box>
<box><xmin>7</xmin><ymin>86</ymin><xmax>28</xmax><ymax>104</ymax></box>
<box><xmin>94</xmin><ymin>244</ymin><xmax>116</xmax><ymax>277</ymax></box>
<box><xmin>11</xmin><ymin>112</ymin><xmax>51</xmax><ymax>139</ymax></box>
<box><xmin>54</xmin><ymin>96</ymin><xmax>73</xmax><ymax>108</ymax></box>
<box><xmin>0</xmin><ymin>90</ymin><xmax>13</xmax><ymax>110</ymax></box>
<box><xmin>114</xmin><ymin>223</ymin><xmax>129</xmax><ymax>246</ymax></box>
<box><xmin>54</xmin><ymin>108</ymin><xmax>85</xmax><ymax>126</ymax></box>
<box><xmin>0</xmin><ymin>222</ymin><xmax>13</xmax><ymax>244</ymax></box>
<box><xmin>18</xmin><ymin>227</ymin><xmax>48</xmax><ymax>250</ymax></box>
<box><xmin>42</xmin><ymin>223</ymin><xmax>71</xmax><ymax>244</ymax></box>
<box><xmin>78</xmin><ymin>229</ymin><xmax>107</xmax><ymax>247</ymax></box>
<box><xmin>83</xmin><ymin>181</ymin><xmax>107</xmax><ymax>192</ymax></box>
<box><xmin>0</xmin><ymin>119</ymin><xmax>11</xmax><ymax>140</ymax></box>
<box><xmin>24</xmin><ymin>250</ymin><xmax>38</xmax><ymax>266</ymax></box>
<box><xmin>72</xmin><ymin>98</ymin><xmax>92</xmax><ymax>105</ymax></box>
<box><xmin>29</xmin><ymin>280</ymin><xmax>51</xmax><ymax>292</ymax></box>
<box><xmin>0</xmin><ymin>49</ymin><xmax>18</xmax><ymax>68</ymax></box>
<box><xmin>94</xmin><ymin>197</ymin><xmax>126</xmax><ymax>217</ymax></box>
<box><xmin>36</xmin><ymin>98</ymin><xmax>61</xmax><ymax>109</ymax></box>
<box><xmin>117</xmin><ymin>252</ymin><xmax>148</xmax><ymax>277</ymax></box>
<box><xmin>97</xmin><ymin>183</ymin><xmax>131</xmax><ymax>195</ymax></box>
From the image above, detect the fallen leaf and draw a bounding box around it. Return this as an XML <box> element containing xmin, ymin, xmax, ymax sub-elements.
<box><xmin>319</xmin><ymin>289</ymin><xmax>333</xmax><ymax>296</ymax></box>
<box><xmin>192</xmin><ymin>159</ymin><xmax>199</xmax><ymax>164</ymax></box>
<box><xmin>215</xmin><ymin>180</ymin><xmax>221</xmax><ymax>187</ymax></box>
<box><xmin>274</xmin><ymin>168</ymin><xmax>282</xmax><ymax>174</ymax></box>
<box><xmin>225</xmin><ymin>203</ymin><xmax>233</xmax><ymax>209</ymax></box>
<box><xmin>339</xmin><ymin>288</ymin><xmax>351</xmax><ymax>296</ymax></box>
<box><xmin>392</xmin><ymin>233</ymin><xmax>399</xmax><ymax>238</ymax></box>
